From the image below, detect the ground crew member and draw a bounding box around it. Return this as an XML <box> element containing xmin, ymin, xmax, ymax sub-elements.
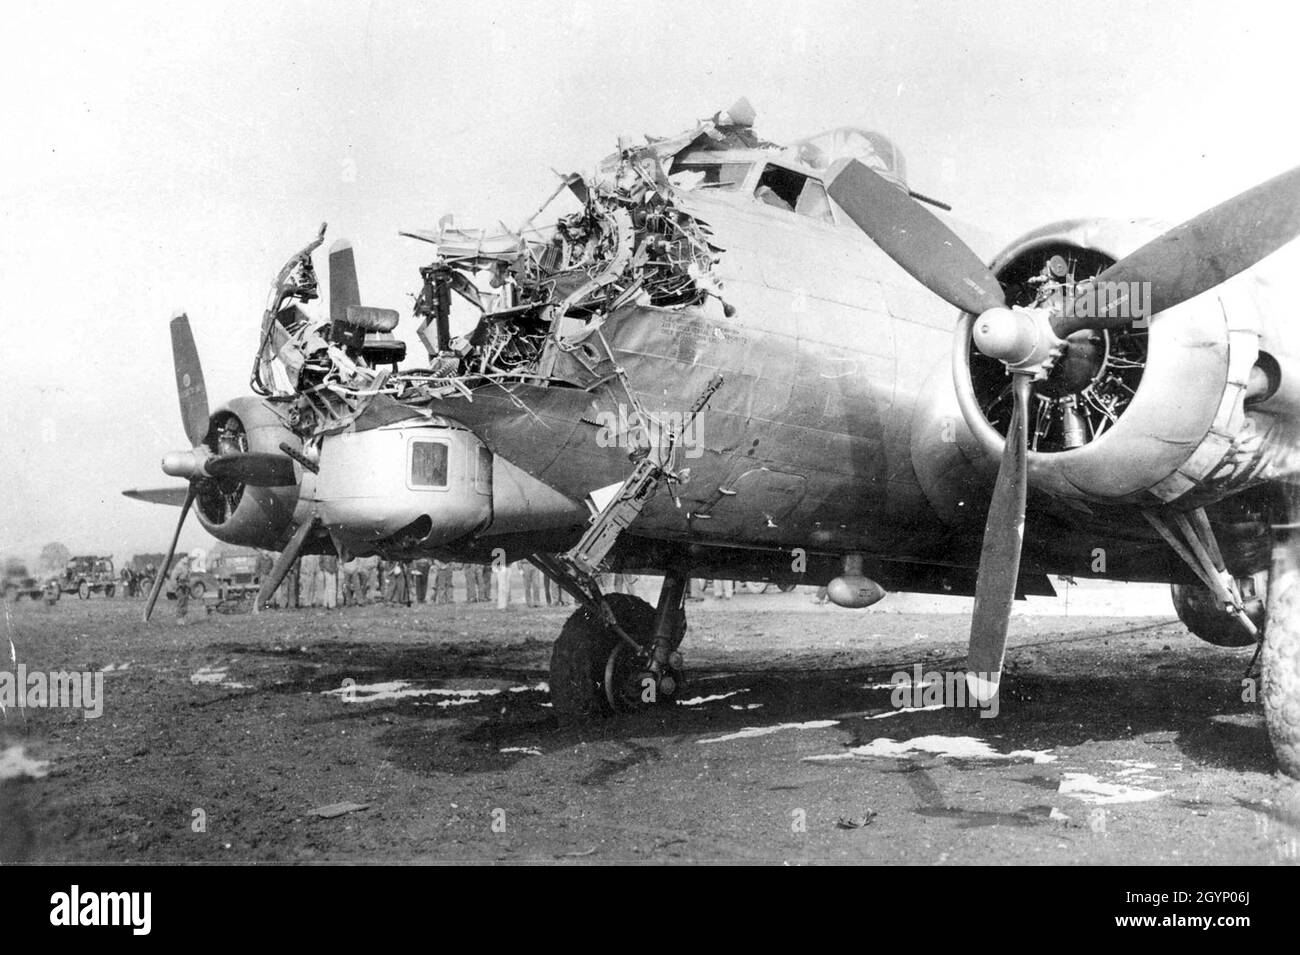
<box><xmin>300</xmin><ymin>554</ymin><xmax>320</xmax><ymax>607</ymax></box>
<box><xmin>319</xmin><ymin>554</ymin><xmax>338</xmax><ymax>608</ymax></box>
<box><xmin>494</xmin><ymin>561</ymin><xmax>513</xmax><ymax>609</ymax></box>
<box><xmin>434</xmin><ymin>560</ymin><xmax>454</xmax><ymax>604</ymax></box>
<box><xmin>522</xmin><ymin>561</ymin><xmax>542</xmax><ymax>607</ymax></box>
<box><xmin>410</xmin><ymin>558</ymin><xmax>431</xmax><ymax>603</ymax></box>
<box><xmin>174</xmin><ymin>556</ymin><xmax>191</xmax><ymax>620</ymax></box>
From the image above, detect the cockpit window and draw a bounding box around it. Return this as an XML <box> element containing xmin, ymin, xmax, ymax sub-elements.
<box><xmin>784</xmin><ymin>127</ymin><xmax>908</xmax><ymax>186</ymax></box>
<box><xmin>753</xmin><ymin>165</ymin><xmax>835</xmax><ymax>223</ymax></box>
<box><xmin>667</xmin><ymin>161</ymin><xmax>752</xmax><ymax>191</ymax></box>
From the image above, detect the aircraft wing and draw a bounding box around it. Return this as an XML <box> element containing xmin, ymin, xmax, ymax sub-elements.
<box><xmin>122</xmin><ymin>486</ymin><xmax>191</xmax><ymax>507</ymax></box>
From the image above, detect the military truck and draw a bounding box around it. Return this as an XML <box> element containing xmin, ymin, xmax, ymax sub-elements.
<box><xmin>2</xmin><ymin>558</ymin><xmax>46</xmax><ymax>602</ymax></box>
<box><xmin>60</xmin><ymin>555</ymin><xmax>117</xmax><ymax>599</ymax></box>
<box><xmin>212</xmin><ymin>553</ymin><xmax>262</xmax><ymax>600</ymax></box>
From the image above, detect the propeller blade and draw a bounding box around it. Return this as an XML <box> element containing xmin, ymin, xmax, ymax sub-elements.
<box><xmin>966</xmin><ymin>372</ymin><xmax>1032</xmax><ymax>703</ymax></box>
<box><xmin>143</xmin><ymin>484</ymin><xmax>196</xmax><ymax>622</ymax></box>
<box><xmin>826</xmin><ymin>158</ymin><xmax>1006</xmax><ymax>316</ymax></box>
<box><xmin>122</xmin><ymin>486</ymin><xmax>192</xmax><ymax>507</ymax></box>
<box><xmin>170</xmin><ymin>312</ymin><xmax>210</xmax><ymax>448</ymax></box>
<box><xmin>205</xmin><ymin>452</ymin><xmax>297</xmax><ymax>487</ymax></box>
<box><xmin>1057</xmin><ymin>164</ymin><xmax>1300</xmax><ymax>336</ymax></box>
<box><xmin>329</xmin><ymin>240</ymin><xmax>361</xmax><ymax>326</ymax></box>
<box><xmin>254</xmin><ymin>517</ymin><xmax>317</xmax><ymax>612</ymax></box>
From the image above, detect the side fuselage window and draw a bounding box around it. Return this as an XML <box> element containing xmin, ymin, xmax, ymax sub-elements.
<box><xmin>410</xmin><ymin>440</ymin><xmax>449</xmax><ymax>488</ymax></box>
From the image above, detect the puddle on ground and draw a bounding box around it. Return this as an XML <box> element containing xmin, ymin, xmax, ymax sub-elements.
<box><xmin>698</xmin><ymin>720</ymin><xmax>840</xmax><ymax>744</ymax></box>
<box><xmin>867</xmin><ymin>704</ymin><xmax>946</xmax><ymax>720</ymax></box>
<box><xmin>322</xmin><ymin>679</ymin><xmax>545</xmax><ymax>706</ymax></box>
<box><xmin>805</xmin><ymin>735</ymin><xmax>1057</xmax><ymax>764</ymax></box>
<box><xmin>680</xmin><ymin>689</ymin><xmax>750</xmax><ymax>706</ymax></box>
<box><xmin>1210</xmin><ymin>712</ymin><xmax>1264</xmax><ymax>728</ymax></box>
<box><xmin>1058</xmin><ymin>771</ymin><xmax>1169</xmax><ymax>805</ymax></box>
<box><xmin>863</xmin><ymin>679</ymin><xmax>941</xmax><ymax>691</ymax></box>
<box><xmin>0</xmin><ymin>744</ymin><xmax>49</xmax><ymax>780</ymax></box>
<box><xmin>189</xmin><ymin>666</ymin><xmax>249</xmax><ymax>689</ymax></box>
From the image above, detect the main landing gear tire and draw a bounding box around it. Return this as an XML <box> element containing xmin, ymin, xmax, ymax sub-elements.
<box><xmin>1265</xmin><ymin>543</ymin><xmax>1300</xmax><ymax>779</ymax></box>
<box><xmin>549</xmin><ymin>594</ymin><xmax>682</xmax><ymax>723</ymax></box>
<box><xmin>1171</xmin><ymin>579</ymin><xmax>1263</xmax><ymax>648</ymax></box>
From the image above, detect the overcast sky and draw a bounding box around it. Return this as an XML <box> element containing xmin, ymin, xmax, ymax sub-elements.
<box><xmin>2</xmin><ymin>0</ymin><xmax>1298</xmax><ymax>563</ymax></box>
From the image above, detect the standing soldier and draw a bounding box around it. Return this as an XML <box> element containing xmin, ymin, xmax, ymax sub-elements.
<box><xmin>434</xmin><ymin>560</ymin><xmax>454</xmax><ymax>604</ymax></box>
<box><xmin>410</xmin><ymin>558</ymin><xmax>431</xmax><ymax>604</ymax></box>
<box><xmin>522</xmin><ymin>560</ymin><xmax>542</xmax><ymax>607</ymax></box>
<box><xmin>495</xmin><ymin>561</ymin><xmax>514</xmax><ymax>610</ymax></box>
<box><xmin>299</xmin><ymin>553</ymin><xmax>320</xmax><ymax>607</ymax></box>
<box><xmin>385</xmin><ymin>560</ymin><xmax>411</xmax><ymax>607</ymax></box>
<box><xmin>319</xmin><ymin>554</ymin><xmax>338</xmax><ymax>608</ymax></box>
<box><xmin>362</xmin><ymin>554</ymin><xmax>380</xmax><ymax>603</ymax></box>
<box><xmin>173</xmin><ymin>555</ymin><xmax>192</xmax><ymax>621</ymax></box>
<box><xmin>443</xmin><ymin>562</ymin><xmax>462</xmax><ymax>604</ymax></box>
<box><xmin>342</xmin><ymin>555</ymin><xmax>362</xmax><ymax>606</ymax></box>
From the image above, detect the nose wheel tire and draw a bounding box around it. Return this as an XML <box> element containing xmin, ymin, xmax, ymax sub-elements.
<box><xmin>78</xmin><ymin>582</ymin><xmax>90</xmax><ymax>600</ymax></box>
<box><xmin>603</xmin><ymin>640</ymin><xmax>685</xmax><ymax>713</ymax></box>
<box><xmin>549</xmin><ymin>593</ymin><xmax>681</xmax><ymax>722</ymax></box>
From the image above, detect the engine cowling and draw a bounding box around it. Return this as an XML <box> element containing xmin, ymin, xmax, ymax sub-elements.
<box><xmin>192</xmin><ymin>396</ymin><xmax>301</xmax><ymax>549</ymax></box>
<box><xmin>950</xmin><ymin>218</ymin><xmax>1262</xmax><ymax>506</ymax></box>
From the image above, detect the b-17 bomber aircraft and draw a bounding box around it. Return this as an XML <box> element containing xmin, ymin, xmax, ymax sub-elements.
<box><xmin>126</xmin><ymin>99</ymin><xmax>1300</xmax><ymax>778</ymax></box>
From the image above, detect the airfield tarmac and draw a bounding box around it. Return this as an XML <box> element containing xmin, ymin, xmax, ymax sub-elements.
<box><xmin>2</xmin><ymin>582</ymin><xmax>1298</xmax><ymax>865</ymax></box>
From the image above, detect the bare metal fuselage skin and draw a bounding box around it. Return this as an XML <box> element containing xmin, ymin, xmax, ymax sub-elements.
<box><xmin>417</xmin><ymin>188</ymin><xmax>1148</xmax><ymax>583</ymax></box>
<box><xmin>202</xmin><ymin>143</ymin><xmax>1299</xmax><ymax>591</ymax></box>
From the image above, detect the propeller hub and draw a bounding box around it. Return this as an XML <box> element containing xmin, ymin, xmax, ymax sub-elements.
<box><xmin>161</xmin><ymin>449</ymin><xmax>205</xmax><ymax>480</ymax></box>
<box><xmin>972</xmin><ymin>306</ymin><xmax>1065</xmax><ymax>378</ymax></box>
<box><xmin>972</xmin><ymin>307</ymin><xmax>1034</xmax><ymax>363</ymax></box>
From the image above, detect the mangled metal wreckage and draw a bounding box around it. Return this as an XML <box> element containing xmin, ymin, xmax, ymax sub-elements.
<box><xmin>255</xmin><ymin>112</ymin><xmax>753</xmax><ymax>427</ymax></box>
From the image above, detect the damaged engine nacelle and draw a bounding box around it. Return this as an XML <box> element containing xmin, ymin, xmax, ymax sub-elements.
<box><xmin>915</xmin><ymin>218</ymin><xmax>1274</xmax><ymax>515</ymax></box>
<box><xmin>192</xmin><ymin>396</ymin><xmax>302</xmax><ymax>549</ymax></box>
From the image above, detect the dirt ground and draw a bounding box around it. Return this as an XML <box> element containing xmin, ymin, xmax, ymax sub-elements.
<box><xmin>2</xmin><ymin>582</ymin><xmax>1298</xmax><ymax>865</ymax></box>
